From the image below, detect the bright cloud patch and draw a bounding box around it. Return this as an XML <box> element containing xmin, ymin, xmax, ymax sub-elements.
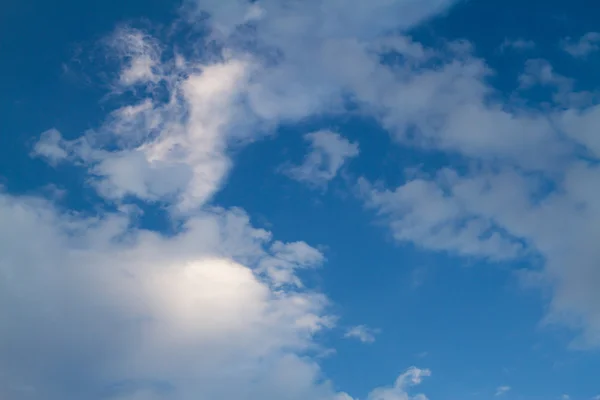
<box><xmin>34</xmin><ymin>53</ymin><xmax>250</xmax><ymax>211</ymax></box>
<box><xmin>0</xmin><ymin>195</ymin><xmax>336</xmax><ymax>399</ymax></box>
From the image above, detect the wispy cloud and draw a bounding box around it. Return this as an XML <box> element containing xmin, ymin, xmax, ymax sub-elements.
<box><xmin>285</xmin><ymin>130</ymin><xmax>359</xmax><ymax>188</ymax></box>
<box><xmin>344</xmin><ymin>325</ymin><xmax>380</xmax><ymax>344</ymax></box>
<box><xmin>495</xmin><ymin>386</ymin><xmax>511</xmax><ymax>396</ymax></box>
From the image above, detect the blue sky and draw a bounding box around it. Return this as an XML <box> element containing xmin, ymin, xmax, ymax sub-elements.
<box><xmin>1</xmin><ymin>1</ymin><xmax>600</xmax><ymax>400</ymax></box>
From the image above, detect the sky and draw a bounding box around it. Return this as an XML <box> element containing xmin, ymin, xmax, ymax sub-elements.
<box><xmin>1</xmin><ymin>0</ymin><xmax>600</xmax><ymax>399</ymax></box>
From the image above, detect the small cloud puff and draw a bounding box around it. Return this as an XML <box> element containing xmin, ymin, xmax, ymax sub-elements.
<box><xmin>344</xmin><ymin>325</ymin><xmax>380</xmax><ymax>344</ymax></box>
<box><xmin>561</xmin><ymin>32</ymin><xmax>600</xmax><ymax>58</ymax></box>
<box><xmin>285</xmin><ymin>130</ymin><xmax>359</xmax><ymax>189</ymax></box>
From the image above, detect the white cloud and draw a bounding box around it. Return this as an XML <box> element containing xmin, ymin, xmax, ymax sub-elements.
<box><xmin>518</xmin><ymin>59</ymin><xmax>593</xmax><ymax>106</ymax></box>
<box><xmin>343</xmin><ymin>29</ymin><xmax>600</xmax><ymax>348</ymax></box>
<box><xmin>35</xmin><ymin>56</ymin><xmax>251</xmax><ymax>211</ymax></box>
<box><xmin>0</xmin><ymin>191</ymin><xmax>434</xmax><ymax>400</ymax></box>
<box><xmin>360</xmin><ymin>174</ymin><xmax>525</xmax><ymax>261</ymax></box>
<box><xmin>46</xmin><ymin>0</ymin><xmax>600</xmax><ymax>353</ymax></box>
<box><xmin>495</xmin><ymin>386</ymin><xmax>511</xmax><ymax>396</ymax></box>
<box><xmin>32</xmin><ymin>129</ymin><xmax>69</xmax><ymax>165</ymax></box>
<box><xmin>367</xmin><ymin>367</ymin><xmax>431</xmax><ymax>400</ymax></box>
<box><xmin>0</xmin><ymin>192</ymin><xmax>339</xmax><ymax>400</ymax></box>
<box><xmin>258</xmin><ymin>241</ymin><xmax>326</xmax><ymax>287</ymax></box>
<box><xmin>557</xmin><ymin>104</ymin><xmax>600</xmax><ymax>158</ymax></box>
<box><xmin>21</xmin><ymin>0</ymin><xmax>600</xmax><ymax>397</ymax></box>
<box><xmin>362</xmin><ymin>159</ymin><xmax>600</xmax><ymax>348</ymax></box>
<box><xmin>519</xmin><ymin>59</ymin><xmax>571</xmax><ymax>89</ymax></box>
<box><xmin>286</xmin><ymin>130</ymin><xmax>359</xmax><ymax>188</ymax></box>
<box><xmin>16</xmin><ymin>0</ymin><xmax>471</xmax><ymax>398</ymax></box>
<box><xmin>561</xmin><ymin>32</ymin><xmax>600</xmax><ymax>58</ymax></box>
<box><xmin>107</xmin><ymin>27</ymin><xmax>162</xmax><ymax>87</ymax></box>
<box><xmin>344</xmin><ymin>325</ymin><xmax>380</xmax><ymax>344</ymax></box>
<box><xmin>35</xmin><ymin>0</ymin><xmax>465</xmax><ymax>211</ymax></box>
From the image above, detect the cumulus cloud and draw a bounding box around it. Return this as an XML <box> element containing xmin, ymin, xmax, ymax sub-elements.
<box><xmin>31</xmin><ymin>128</ymin><xmax>69</xmax><ymax>165</ymax></box>
<box><xmin>359</xmin><ymin>173</ymin><xmax>526</xmax><ymax>261</ymax></box>
<box><xmin>495</xmin><ymin>386</ymin><xmax>511</xmax><ymax>396</ymax></box>
<box><xmin>286</xmin><ymin>131</ymin><xmax>359</xmax><ymax>188</ymax></box>
<box><xmin>344</xmin><ymin>325</ymin><xmax>380</xmax><ymax>344</ymax></box>
<box><xmin>258</xmin><ymin>240</ymin><xmax>326</xmax><ymax>287</ymax></box>
<box><xmin>519</xmin><ymin>59</ymin><xmax>571</xmax><ymax>89</ymax></box>
<box><xmin>34</xmin><ymin>55</ymin><xmax>251</xmax><ymax>210</ymax></box>
<box><xmin>12</xmin><ymin>0</ymin><xmax>468</xmax><ymax>399</ymax></box>
<box><xmin>347</xmin><ymin>28</ymin><xmax>600</xmax><ymax>349</ymax></box>
<box><xmin>17</xmin><ymin>0</ymin><xmax>600</xmax><ymax>398</ymax></box>
<box><xmin>518</xmin><ymin>59</ymin><xmax>594</xmax><ymax>106</ymax></box>
<box><xmin>0</xmin><ymin>189</ymin><xmax>432</xmax><ymax>400</ymax></box>
<box><xmin>361</xmin><ymin>157</ymin><xmax>600</xmax><ymax>347</ymax></box>
<box><xmin>0</xmin><ymin>192</ymin><xmax>339</xmax><ymax>400</ymax></box>
<box><xmin>561</xmin><ymin>32</ymin><xmax>600</xmax><ymax>58</ymax></box>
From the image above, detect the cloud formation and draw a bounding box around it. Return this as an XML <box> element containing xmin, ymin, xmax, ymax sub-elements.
<box><xmin>10</xmin><ymin>0</ymin><xmax>600</xmax><ymax>399</ymax></box>
<box><xmin>362</xmin><ymin>159</ymin><xmax>600</xmax><ymax>347</ymax></box>
<box><xmin>286</xmin><ymin>130</ymin><xmax>359</xmax><ymax>188</ymax></box>
<box><xmin>0</xmin><ymin>194</ymin><xmax>337</xmax><ymax>399</ymax></box>
<box><xmin>0</xmin><ymin>190</ymin><xmax>431</xmax><ymax>400</ymax></box>
<box><xmin>561</xmin><ymin>32</ymin><xmax>600</xmax><ymax>58</ymax></box>
<box><xmin>8</xmin><ymin>0</ymin><xmax>462</xmax><ymax>399</ymax></box>
<box><xmin>344</xmin><ymin>325</ymin><xmax>380</xmax><ymax>344</ymax></box>
<box><xmin>367</xmin><ymin>367</ymin><xmax>431</xmax><ymax>400</ymax></box>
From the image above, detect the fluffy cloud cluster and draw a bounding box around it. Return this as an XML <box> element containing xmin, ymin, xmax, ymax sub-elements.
<box><xmin>34</xmin><ymin>37</ymin><xmax>251</xmax><ymax>211</ymax></box>
<box><xmin>9</xmin><ymin>0</ymin><xmax>600</xmax><ymax>399</ymax></box>
<box><xmin>357</xmin><ymin>44</ymin><xmax>600</xmax><ymax>348</ymax></box>
<box><xmin>0</xmin><ymin>191</ymin><xmax>335</xmax><ymax>396</ymax></box>
<box><xmin>6</xmin><ymin>0</ymin><xmax>460</xmax><ymax>399</ymax></box>
<box><xmin>0</xmin><ymin>190</ymin><xmax>436</xmax><ymax>400</ymax></box>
